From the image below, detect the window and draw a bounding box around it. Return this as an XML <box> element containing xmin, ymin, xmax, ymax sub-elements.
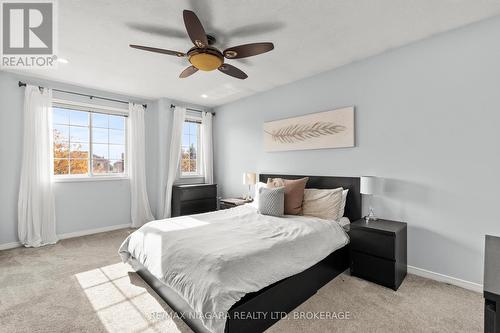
<box><xmin>52</xmin><ymin>104</ymin><xmax>127</xmax><ymax>178</ymax></box>
<box><xmin>181</xmin><ymin>118</ymin><xmax>201</xmax><ymax>177</ymax></box>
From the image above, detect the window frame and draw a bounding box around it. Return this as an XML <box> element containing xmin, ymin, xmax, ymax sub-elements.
<box><xmin>51</xmin><ymin>99</ymin><xmax>128</xmax><ymax>181</ymax></box>
<box><xmin>180</xmin><ymin>115</ymin><xmax>202</xmax><ymax>178</ymax></box>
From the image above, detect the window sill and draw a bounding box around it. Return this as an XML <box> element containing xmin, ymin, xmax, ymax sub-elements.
<box><xmin>180</xmin><ymin>174</ymin><xmax>204</xmax><ymax>179</ymax></box>
<box><xmin>175</xmin><ymin>176</ymin><xmax>205</xmax><ymax>185</ymax></box>
<box><xmin>52</xmin><ymin>175</ymin><xmax>129</xmax><ymax>183</ymax></box>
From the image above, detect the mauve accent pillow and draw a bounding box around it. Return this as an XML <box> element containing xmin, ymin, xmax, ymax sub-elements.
<box><xmin>267</xmin><ymin>177</ymin><xmax>308</xmax><ymax>215</ymax></box>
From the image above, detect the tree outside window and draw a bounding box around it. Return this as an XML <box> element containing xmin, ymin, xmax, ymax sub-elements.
<box><xmin>181</xmin><ymin>120</ymin><xmax>200</xmax><ymax>176</ymax></box>
<box><xmin>52</xmin><ymin>106</ymin><xmax>126</xmax><ymax>177</ymax></box>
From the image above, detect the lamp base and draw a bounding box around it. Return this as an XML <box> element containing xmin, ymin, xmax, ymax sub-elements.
<box><xmin>364</xmin><ymin>207</ymin><xmax>377</xmax><ymax>223</ymax></box>
<box><xmin>244</xmin><ymin>184</ymin><xmax>253</xmax><ymax>201</ymax></box>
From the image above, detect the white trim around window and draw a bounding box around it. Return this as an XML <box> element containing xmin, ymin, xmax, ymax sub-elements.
<box><xmin>52</xmin><ymin>98</ymin><xmax>129</xmax><ymax>116</ymax></box>
<box><xmin>52</xmin><ymin>175</ymin><xmax>129</xmax><ymax>183</ymax></box>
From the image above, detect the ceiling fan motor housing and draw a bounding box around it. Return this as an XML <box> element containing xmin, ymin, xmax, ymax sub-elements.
<box><xmin>188</xmin><ymin>47</ymin><xmax>223</xmax><ymax>71</ymax></box>
<box><xmin>206</xmin><ymin>34</ymin><xmax>216</xmax><ymax>45</ymax></box>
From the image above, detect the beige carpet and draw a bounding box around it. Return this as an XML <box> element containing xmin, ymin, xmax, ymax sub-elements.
<box><xmin>0</xmin><ymin>229</ymin><xmax>482</xmax><ymax>333</ymax></box>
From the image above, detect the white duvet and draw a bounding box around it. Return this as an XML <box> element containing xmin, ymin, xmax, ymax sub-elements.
<box><xmin>119</xmin><ymin>205</ymin><xmax>349</xmax><ymax>333</ymax></box>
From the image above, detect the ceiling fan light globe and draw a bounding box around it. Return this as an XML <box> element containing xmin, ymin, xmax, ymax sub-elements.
<box><xmin>189</xmin><ymin>51</ymin><xmax>224</xmax><ymax>71</ymax></box>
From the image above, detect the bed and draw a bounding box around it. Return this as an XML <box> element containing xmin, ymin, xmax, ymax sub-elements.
<box><xmin>119</xmin><ymin>174</ymin><xmax>361</xmax><ymax>333</ymax></box>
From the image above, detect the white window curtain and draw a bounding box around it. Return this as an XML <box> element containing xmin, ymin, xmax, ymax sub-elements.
<box><xmin>160</xmin><ymin>106</ymin><xmax>186</xmax><ymax>218</ymax></box>
<box><xmin>201</xmin><ymin>112</ymin><xmax>214</xmax><ymax>184</ymax></box>
<box><xmin>127</xmin><ymin>103</ymin><xmax>155</xmax><ymax>227</ymax></box>
<box><xmin>18</xmin><ymin>85</ymin><xmax>58</xmax><ymax>247</ymax></box>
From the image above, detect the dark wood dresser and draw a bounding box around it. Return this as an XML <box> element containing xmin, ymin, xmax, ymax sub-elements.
<box><xmin>171</xmin><ymin>184</ymin><xmax>217</xmax><ymax>217</ymax></box>
<box><xmin>349</xmin><ymin>219</ymin><xmax>407</xmax><ymax>290</ymax></box>
<box><xmin>484</xmin><ymin>235</ymin><xmax>500</xmax><ymax>333</ymax></box>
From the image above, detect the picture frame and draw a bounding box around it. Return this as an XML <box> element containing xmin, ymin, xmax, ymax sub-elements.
<box><xmin>263</xmin><ymin>106</ymin><xmax>355</xmax><ymax>152</ymax></box>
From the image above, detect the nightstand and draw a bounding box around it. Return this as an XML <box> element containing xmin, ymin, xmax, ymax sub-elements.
<box><xmin>219</xmin><ymin>198</ymin><xmax>252</xmax><ymax>210</ymax></box>
<box><xmin>349</xmin><ymin>219</ymin><xmax>407</xmax><ymax>290</ymax></box>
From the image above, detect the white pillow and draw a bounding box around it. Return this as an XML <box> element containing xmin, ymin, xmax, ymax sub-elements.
<box><xmin>339</xmin><ymin>189</ymin><xmax>349</xmax><ymax>218</ymax></box>
<box><xmin>338</xmin><ymin>217</ymin><xmax>350</xmax><ymax>227</ymax></box>
<box><xmin>248</xmin><ymin>182</ymin><xmax>267</xmax><ymax>209</ymax></box>
<box><xmin>302</xmin><ymin>188</ymin><xmax>343</xmax><ymax>221</ymax></box>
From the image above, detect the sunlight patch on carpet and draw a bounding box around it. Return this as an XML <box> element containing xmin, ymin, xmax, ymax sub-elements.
<box><xmin>75</xmin><ymin>262</ymin><xmax>183</xmax><ymax>333</ymax></box>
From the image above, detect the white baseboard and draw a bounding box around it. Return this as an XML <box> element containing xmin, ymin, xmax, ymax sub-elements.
<box><xmin>0</xmin><ymin>223</ymin><xmax>131</xmax><ymax>251</ymax></box>
<box><xmin>58</xmin><ymin>223</ymin><xmax>131</xmax><ymax>240</ymax></box>
<box><xmin>408</xmin><ymin>265</ymin><xmax>482</xmax><ymax>293</ymax></box>
<box><xmin>0</xmin><ymin>241</ymin><xmax>22</xmax><ymax>250</ymax></box>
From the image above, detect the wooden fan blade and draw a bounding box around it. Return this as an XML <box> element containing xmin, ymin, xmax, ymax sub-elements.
<box><xmin>223</xmin><ymin>42</ymin><xmax>274</xmax><ymax>59</ymax></box>
<box><xmin>130</xmin><ymin>44</ymin><xmax>185</xmax><ymax>57</ymax></box>
<box><xmin>179</xmin><ymin>66</ymin><xmax>198</xmax><ymax>78</ymax></box>
<box><xmin>218</xmin><ymin>64</ymin><xmax>248</xmax><ymax>79</ymax></box>
<box><xmin>183</xmin><ymin>10</ymin><xmax>208</xmax><ymax>48</ymax></box>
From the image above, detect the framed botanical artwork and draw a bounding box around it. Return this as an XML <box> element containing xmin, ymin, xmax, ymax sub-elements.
<box><xmin>263</xmin><ymin>106</ymin><xmax>354</xmax><ymax>152</ymax></box>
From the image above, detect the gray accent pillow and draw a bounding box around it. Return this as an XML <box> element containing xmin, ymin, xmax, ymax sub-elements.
<box><xmin>258</xmin><ymin>187</ymin><xmax>285</xmax><ymax>217</ymax></box>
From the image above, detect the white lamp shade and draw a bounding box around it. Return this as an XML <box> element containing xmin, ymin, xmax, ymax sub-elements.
<box><xmin>360</xmin><ymin>176</ymin><xmax>376</xmax><ymax>195</ymax></box>
<box><xmin>243</xmin><ymin>172</ymin><xmax>257</xmax><ymax>185</ymax></box>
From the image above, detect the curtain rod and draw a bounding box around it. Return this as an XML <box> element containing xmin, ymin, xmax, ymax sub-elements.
<box><xmin>18</xmin><ymin>81</ymin><xmax>147</xmax><ymax>109</ymax></box>
<box><xmin>170</xmin><ymin>103</ymin><xmax>215</xmax><ymax>116</ymax></box>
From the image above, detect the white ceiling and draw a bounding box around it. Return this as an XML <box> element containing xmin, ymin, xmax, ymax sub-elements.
<box><xmin>6</xmin><ymin>0</ymin><xmax>500</xmax><ymax>106</ymax></box>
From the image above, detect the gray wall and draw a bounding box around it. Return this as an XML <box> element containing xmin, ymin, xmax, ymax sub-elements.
<box><xmin>0</xmin><ymin>71</ymin><xmax>152</xmax><ymax>244</ymax></box>
<box><xmin>213</xmin><ymin>16</ymin><xmax>500</xmax><ymax>285</ymax></box>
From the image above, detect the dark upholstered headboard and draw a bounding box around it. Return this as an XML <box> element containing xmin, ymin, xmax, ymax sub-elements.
<box><xmin>259</xmin><ymin>174</ymin><xmax>361</xmax><ymax>221</ymax></box>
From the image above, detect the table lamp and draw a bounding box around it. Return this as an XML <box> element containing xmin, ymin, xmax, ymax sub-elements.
<box><xmin>361</xmin><ymin>176</ymin><xmax>377</xmax><ymax>222</ymax></box>
<box><xmin>243</xmin><ymin>172</ymin><xmax>256</xmax><ymax>200</ymax></box>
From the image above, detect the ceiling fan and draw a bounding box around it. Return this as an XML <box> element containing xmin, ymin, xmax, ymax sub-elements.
<box><xmin>130</xmin><ymin>10</ymin><xmax>274</xmax><ymax>80</ymax></box>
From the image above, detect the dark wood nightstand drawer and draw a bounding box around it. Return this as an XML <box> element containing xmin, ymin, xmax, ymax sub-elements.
<box><xmin>350</xmin><ymin>228</ymin><xmax>395</xmax><ymax>260</ymax></box>
<box><xmin>351</xmin><ymin>251</ymin><xmax>396</xmax><ymax>289</ymax></box>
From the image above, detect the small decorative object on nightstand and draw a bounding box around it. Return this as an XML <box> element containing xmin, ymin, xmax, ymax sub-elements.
<box><xmin>219</xmin><ymin>198</ymin><xmax>252</xmax><ymax>210</ymax></box>
<box><xmin>349</xmin><ymin>218</ymin><xmax>407</xmax><ymax>290</ymax></box>
<box><xmin>360</xmin><ymin>176</ymin><xmax>377</xmax><ymax>222</ymax></box>
<box><xmin>243</xmin><ymin>172</ymin><xmax>256</xmax><ymax>200</ymax></box>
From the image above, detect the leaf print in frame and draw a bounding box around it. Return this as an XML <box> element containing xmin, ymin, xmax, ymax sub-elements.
<box><xmin>263</xmin><ymin>107</ymin><xmax>354</xmax><ymax>152</ymax></box>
